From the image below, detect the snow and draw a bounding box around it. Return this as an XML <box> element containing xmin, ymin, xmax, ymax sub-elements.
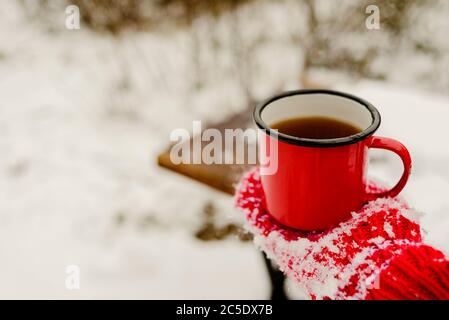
<box><xmin>0</xmin><ymin>1</ymin><xmax>448</xmax><ymax>299</ymax></box>
<box><xmin>0</xmin><ymin>1</ymin><xmax>271</xmax><ymax>299</ymax></box>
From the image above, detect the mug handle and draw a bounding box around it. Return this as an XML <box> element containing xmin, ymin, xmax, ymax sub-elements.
<box><xmin>364</xmin><ymin>136</ymin><xmax>412</xmax><ymax>202</ymax></box>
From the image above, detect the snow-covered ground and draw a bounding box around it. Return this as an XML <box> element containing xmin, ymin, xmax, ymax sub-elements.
<box><xmin>0</xmin><ymin>1</ymin><xmax>448</xmax><ymax>299</ymax></box>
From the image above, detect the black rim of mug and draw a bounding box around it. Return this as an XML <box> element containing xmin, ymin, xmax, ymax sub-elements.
<box><xmin>254</xmin><ymin>89</ymin><xmax>381</xmax><ymax>148</ymax></box>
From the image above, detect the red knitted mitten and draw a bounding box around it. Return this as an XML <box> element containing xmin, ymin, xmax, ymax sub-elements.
<box><xmin>366</xmin><ymin>243</ymin><xmax>449</xmax><ymax>300</ymax></box>
<box><xmin>235</xmin><ymin>168</ymin><xmax>424</xmax><ymax>300</ymax></box>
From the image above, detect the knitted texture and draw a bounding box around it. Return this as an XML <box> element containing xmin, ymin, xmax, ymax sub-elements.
<box><xmin>366</xmin><ymin>243</ymin><xmax>449</xmax><ymax>300</ymax></box>
<box><xmin>235</xmin><ymin>167</ymin><xmax>423</xmax><ymax>300</ymax></box>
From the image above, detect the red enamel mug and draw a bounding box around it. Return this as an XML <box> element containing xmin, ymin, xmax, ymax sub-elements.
<box><xmin>254</xmin><ymin>89</ymin><xmax>412</xmax><ymax>231</ymax></box>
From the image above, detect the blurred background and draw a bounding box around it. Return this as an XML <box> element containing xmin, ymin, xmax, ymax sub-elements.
<box><xmin>1</xmin><ymin>0</ymin><xmax>449</xmax><ymax>299</ymax></box>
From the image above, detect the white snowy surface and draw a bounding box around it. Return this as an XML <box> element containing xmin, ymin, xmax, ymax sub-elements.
<box><xmin>0</xmin><ymin>1</ymin><xmax>448</xmax><ymax>299</ymax></box>
<box><xmin>0</xmin><ymin>1</ymin><xmax>274</xmax><ymax>299</ymax></box>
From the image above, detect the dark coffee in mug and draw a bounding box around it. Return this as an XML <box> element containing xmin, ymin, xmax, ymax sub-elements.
<box><xmin>270</xmin><ymin>116</ymin><xmax>362</xmax><ymax>139</ymax></box>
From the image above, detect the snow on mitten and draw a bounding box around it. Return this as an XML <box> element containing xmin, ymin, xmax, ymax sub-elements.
<box><xmin>235</xmin><ymin>168</ymin><xmax>423</xmax><ymax>300</ymax></box>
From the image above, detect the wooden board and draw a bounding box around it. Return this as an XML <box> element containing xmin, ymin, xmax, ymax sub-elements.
<box><xmin>157</xmin><ymin>109</ymin><xmax>255</xmax><ymax>195</ymax></box>
<box><xmin>157</xmin><ymin>80</ymin><xmax>326</xmax><ymax>194</ymax></box>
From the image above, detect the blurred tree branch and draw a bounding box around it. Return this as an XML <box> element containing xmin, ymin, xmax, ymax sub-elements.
<box><xmin>295</xmin><ymin>0</ymin><xmax>431</xmax><ymax>80</ymax></box>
